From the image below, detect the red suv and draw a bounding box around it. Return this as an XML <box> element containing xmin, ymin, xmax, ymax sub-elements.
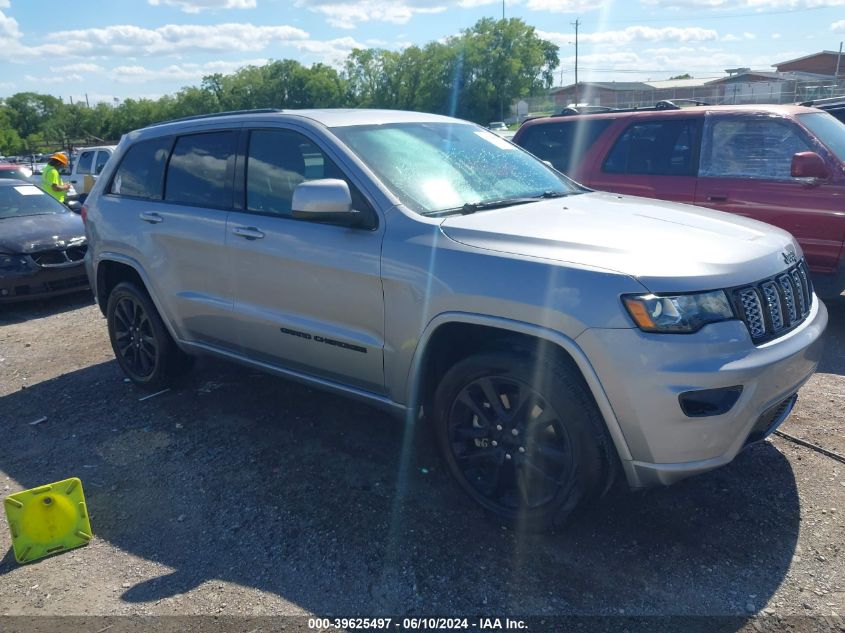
<box><xmin>513</xmin><ymin>104</ymin><xmax>845</xmax><ymax>297</ymax></box>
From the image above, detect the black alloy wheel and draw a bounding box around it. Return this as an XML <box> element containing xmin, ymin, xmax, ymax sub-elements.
<box><xmin>106</xmin><ymin>281</ymin><xmax>184</xmax><ymax>390</ymax></box>
<box><xmin>448</xmin><ymin>375</ymin><xmax>573</xmax><ymax>511</ymax></box>
<box><xmin>433</xmin><ymin>351</ymin><xmax>610</xmax><ymax>531</ymax></box>
<box><xmin>112</xmin><ymin>295</ymin><xmax>158</xmax><ymax>379</ymax></box>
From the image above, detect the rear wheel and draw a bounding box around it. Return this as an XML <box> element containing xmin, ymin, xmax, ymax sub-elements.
<box><xmin>433</xmin><ymin>351</ymin><xmax>610</xmax><ymax>531</ymax></box>
<box><xmin>106</xmin><ymin>281</ymin><xmax>186</xmax><ymax>390</ymax></box>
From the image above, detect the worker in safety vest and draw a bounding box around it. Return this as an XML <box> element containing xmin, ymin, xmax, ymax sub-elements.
<box><xmin>42</xmin><ymin>153</ymin><xmax>71</xmax><ymax>203</ymax></box>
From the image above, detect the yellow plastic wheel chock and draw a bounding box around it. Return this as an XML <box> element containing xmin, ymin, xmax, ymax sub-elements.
<box><xmin>4</xmin><ymin>477</ymin><xmax>93</xmax><ymax>564</ymax></box>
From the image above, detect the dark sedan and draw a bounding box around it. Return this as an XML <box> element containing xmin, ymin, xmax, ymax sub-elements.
<box><xmin>0</xmin><ymin>180</ymin><xmax>89</xmax><ymax>302</ymax></box>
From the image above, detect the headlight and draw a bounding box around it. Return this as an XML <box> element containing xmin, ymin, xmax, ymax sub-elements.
<box><xmin>623</xmin><ymin>290</ymin><xmax>734</xmax><ymax>333</ymax></box>
<box><xmin>0</xmin><ymin>252</ymin><xmax>28</xmax><ymax>272</ymax></box>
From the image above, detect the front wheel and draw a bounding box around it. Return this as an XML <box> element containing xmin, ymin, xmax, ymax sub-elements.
<box><xmin>106</xmin><ymin>281</ymin><xmax>183</xmax><ymax>391</ymax></box>
<box><xmin>433</xmin><ymin>351</ymin><xmax>611</xmax><ymax>531</ymax></box>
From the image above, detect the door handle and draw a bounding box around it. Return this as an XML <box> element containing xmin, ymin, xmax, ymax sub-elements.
<box><xmin>707</xmin><ymin>194</ymin><xmax>728</xmax><ymax>202</ymax></box>
<box><xmin>139</xmin><ymin>212</ymin><xmax>163</xmax><ymax>224</ymax></box>
<box><xmin>232</xmin><ymin>226</ymin><xmax>265</xmax><ymax>240</ymax></box>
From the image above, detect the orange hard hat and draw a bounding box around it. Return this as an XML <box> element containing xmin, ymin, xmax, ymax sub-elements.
<box><xmin>50</xmin><ymin>153</ymin><xmax>69</xmax><ymax>166</ymax></box>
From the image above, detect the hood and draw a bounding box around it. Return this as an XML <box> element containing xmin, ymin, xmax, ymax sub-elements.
<box><xmin>439</xmin><ymin>191</ymin><xmax>798</xmax><ymax>292</ymax></box>
<box><xmin>0</xmin><ymin>212</ymin><xmax>86</xmax><ymax>254</ymax></box>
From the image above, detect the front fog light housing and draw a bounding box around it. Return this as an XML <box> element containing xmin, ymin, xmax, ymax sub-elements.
<box><xmin>623</xmin><ymin>290</ymin><xmax>734</xmax><ymax>333</ymax></box>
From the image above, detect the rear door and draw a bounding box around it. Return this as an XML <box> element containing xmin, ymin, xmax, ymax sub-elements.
<box><xmin>694</xmin><ymin>112</ymin><xmax>844</xmax><ymax>274</ymax></box>
<box><xmin>226</xmin><ymin>126</ymin><xmax>386</xmax><ymax>393</ymax></box>
<box><xmin>103</xmin><ymin>129</ymin><xmax>239</xmax><ymax>349</ymax></box>
<box><xmin>589</xmin><ymin>117</ymin><xmax>702</xmax><ymax>204</ymax></box>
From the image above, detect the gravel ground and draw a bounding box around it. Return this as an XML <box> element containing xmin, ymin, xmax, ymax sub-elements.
<box><xmin>0</xmin><ymin>292</ymin><xmax>843</xmax><ymax>631</ymax></box>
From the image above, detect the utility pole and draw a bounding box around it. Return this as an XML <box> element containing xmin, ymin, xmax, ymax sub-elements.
<box><xmin>85</xmin><ymin>93</ymin><xmax>90</xmax><ymax>108</ymax></box>
<box><xmin>502</xmin><ymin>0</ymin><xmax>505</xmax><ymax>20</ymax></box>
<box><xmin>836</xmin><ymin>41</ymin><xmax>843</xmax><ymax>82</ymax></box>
<box><xmin>572</xmin><ymin>18</ymin><xmax>580</xmax><ymax>105</ymax></box>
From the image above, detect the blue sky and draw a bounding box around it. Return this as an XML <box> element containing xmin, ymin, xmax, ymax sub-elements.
<box><xmin>1</xmin><ymin>0</ymin><xmax>844</xmax><ymax>103</ymax></box>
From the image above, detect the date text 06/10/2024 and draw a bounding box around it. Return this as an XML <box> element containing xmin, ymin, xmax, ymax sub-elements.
<box><xmin>307</xmin><ymin>618</ymin><xmax>528</xmax><ymax>630</ymax></box>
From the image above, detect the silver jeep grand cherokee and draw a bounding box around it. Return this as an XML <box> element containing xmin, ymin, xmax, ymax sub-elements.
<box><xmin>84</xmin><ymin>109</ymin><xmax>827</xmax><ymax>530</ymax></box>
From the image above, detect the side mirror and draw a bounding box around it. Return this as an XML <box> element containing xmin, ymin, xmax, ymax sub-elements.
<box><xmin>291</xmin><ymin>179</ymin><xmax>359</xmax><ymax>225</ymax></box>
<box><xmin>791</xmin><ymin>151</ymin><xmax>830</xmax><ymax>180</ymax></box>
<box><xmin>66</xmin><ymin>200</ymin><xmax>82</xmax><ymax>214</ymax></box>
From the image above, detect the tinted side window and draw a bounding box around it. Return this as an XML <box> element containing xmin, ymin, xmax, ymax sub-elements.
<box><xmin>603</xmin><ymin>119</ymin><xmax>700</xmax><ymax>176</ymax></box>
<box><xmin>246</xmin><ymin>129</ymin><xmax>371</xmax><ymax>218</ymax></box>
<box><xmin>165</xmin><ymin>132</ymin><xmax>236</xmax><ymax>208</ymax></box>
<box><xmin>94</xmin><ymin>150</ymin><xmax>110</xmax><ymax>175</ymax></box>
<box><xmin>700</xmin><ymin>117</ymin><xmax>812</xmax><ymax>180</ymax></box>
<box><xmin>76</xmin><ymin>151</ymin><xmax>95</xmax><ymax>175</ymax></box>
<box><xmin>110</xmin><ymin>137</ymin><xmax>172</xmax><ymax>200</ymax></box>
<box><xmin>518</xmin><ymin>119</ymin><xmax>612</xmax><ymax>174</ymax></box>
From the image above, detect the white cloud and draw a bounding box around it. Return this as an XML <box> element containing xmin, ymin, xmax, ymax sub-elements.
<box><xmin>540</xmin><ymin>25</ymin><xmax>718</xmax><ymax>47</ymax></box>
<box><xmin>41</xmin><ymin>22</ymin><xmax>310</xmax><ymax>56</ymax></box>
<box><xmin>25</xmin><ymin>73</ymin><xmax>84</xmax><ymax>84</ymax></box>
<box><xmin>0</xmin><ymin>0</ymin><xmax>10</xmax><ymax>8</ymax></box>
<box><xmin>110</xmin><ymin>58</ymin><xmax>268</xmax><ymax>83</ymax></box>
<box><xmin>293</xmin><ymin>0</ymin><xmax>447</xmax><ymax>28</ymax></box>
<box><xmin>290</xmin><ymin>36</ymin><xmax>366</xmax><ymax>65</ymax></box>
<box><xmin>148</xmin><ymin>0</ymin><xmax>256</xmax><ymax>12</ymax></box>
<box><xmin>525</xmin><ymin>0</ymin><xmax>611</xmax><ymax>11</ymax></box>
<box><xmin>0</xmin><ymin>9</ymin><xmax>21</xmax><ymax>42</ymax></box>
<box><xmin>771</xmin><ymin>32</ymin><xmax>782</xmax><ymax>38</ymax></box>
<box><xmin>57</xmin><ymin>63</ymin><xmax>106</xmax><ymax>73</ymax></box>
<box><xmin>832</xmin><ymin>19</ymin><xmax>845</xmax><ymax>31</ymax></box>
<box><xmin>641</xmin><ymin>0</ymin><xmax>845</xmax><ymax>8</ymax></box>
<box><xmin>721</xmin><ymin>31</ymin><xmax>756</xmax><ymax>41</ymax></box>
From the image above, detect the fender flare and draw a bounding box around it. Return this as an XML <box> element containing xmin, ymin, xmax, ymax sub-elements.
<box><xmin>95</xmin><ymin>252</ymin><xmax>184</xmax><ymax>346</ymax></box>
<box><xmin>405</xmin><ymin>311</ymin><xmax>634</xmax><ymax>467</ymax></box>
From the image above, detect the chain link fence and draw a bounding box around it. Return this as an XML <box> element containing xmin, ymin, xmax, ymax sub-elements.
<box><xmin>515</xmin><ymin>78</ymin><xmax>845</xmax><ymax>119</ymax></box>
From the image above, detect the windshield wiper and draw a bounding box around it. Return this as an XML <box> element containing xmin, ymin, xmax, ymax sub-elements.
<box><xmin>427</xmin><ymin>191</ymin><xmax>570</xmax><ymax>217</ymax></box>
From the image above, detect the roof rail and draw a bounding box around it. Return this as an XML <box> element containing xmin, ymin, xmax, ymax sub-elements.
<box><xmin>800</xmin><ymin>96</ymin><xmax>845</xmax><ymax>107</ymax></box>
<box><xmin>142</xmin><ymin>108</ymin><xmax>284</xmax><ymax>129</ymax></box>
<box><xmin>656</xmin><ymin>99</ymin><xmax>710</xmax><ymax>109</ymax></box>
<box><xmin>555</xmin><ymin>105</ymin><xmax>618</xmax><ymax>116</ymax></box>
<box><xmin>548</xmin><ymin>99</ymin><xmax>711</xmax><ymax>119</ymax></box>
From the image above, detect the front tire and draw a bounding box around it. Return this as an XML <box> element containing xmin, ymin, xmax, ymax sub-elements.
<box><xmin>433</xmin><ymin>350</ymin><xmax>610</xmax><ymax>531</ymax></box>
<box><xmin>106</xmin><ymin>281</ymin><xmax>182</xmax><ymax>391</ymax></box>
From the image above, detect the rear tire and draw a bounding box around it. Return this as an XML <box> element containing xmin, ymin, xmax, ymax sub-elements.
<box><xmin>106</xmin><ymin>281</ymin><xmax>186</xmax><ymax>391</ymax></box>
<box><xmin>432</xmin><ymin>350</ymin><xmax>610</xmax><ymax>532</ymax></box>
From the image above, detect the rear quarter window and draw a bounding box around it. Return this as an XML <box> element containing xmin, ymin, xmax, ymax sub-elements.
<box><xmin>110</xmin><ymin>137</ymin><xmax>173</xmax><ymax>200</ymax></box>
<box><xmin>518</xmin><ymin>119</ymin><xmax>613</xmax><ymax>174</ymax></box>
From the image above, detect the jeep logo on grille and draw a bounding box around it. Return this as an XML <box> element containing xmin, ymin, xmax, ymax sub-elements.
<box><xmin>782</xmin><ymin>251</ymin><xmax>797</xmax><ymax>266</ymax></box>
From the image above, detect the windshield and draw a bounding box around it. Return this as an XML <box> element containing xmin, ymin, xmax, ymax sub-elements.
<box><xmin>0</xmin><ymin>184</ymin><xmax>68</xmax><ymax>219</ymax></box>
<box><xmin>798</xmin><ymin>112</ymin><xmax>845</xmax><ymax>162</ymax></box>
<box><xmin>332</xmin><ymin>122</ymin><xmax>582</xmax><ymax>215</ymax></box>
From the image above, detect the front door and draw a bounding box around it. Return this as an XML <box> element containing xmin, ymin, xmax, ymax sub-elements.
<box><xmin>695</xmin><ymin>113</ymin><xmax>845</xmax><ymax>274</ymax></box>
<box><xmin>226</xmin><ymin>127</ymin><xmax>386</xmax><ymax>393</ymax></box>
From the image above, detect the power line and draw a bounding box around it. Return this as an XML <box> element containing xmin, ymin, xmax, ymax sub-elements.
<box><xmin>597</xmin><ymin>5</ymin><xmax>832</xmax><ymax>25</ymax></box>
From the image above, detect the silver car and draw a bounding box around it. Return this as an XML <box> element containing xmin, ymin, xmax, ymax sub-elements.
<box><xmin>83</xmin><ymin>109</ymin><xmax>827</xmax><ymax>530</ymax></box>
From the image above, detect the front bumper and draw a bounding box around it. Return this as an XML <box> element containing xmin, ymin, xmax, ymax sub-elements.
<box><xmin>0</xmin><ymin>259</ymin><xmax>89</xmax><ymax>302</ymax></box>
<box><xmin>577</xmin><ymin>296</ymin><xmax>828</xmax><ymax>488</ymax></box>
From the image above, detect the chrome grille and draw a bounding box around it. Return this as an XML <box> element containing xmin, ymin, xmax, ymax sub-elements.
<box><xmin>31</xmin><ymin>245</ymin><xmax>87</xmax><ymax>268</ymax></box>
<box><xmin>778</xmin><ymin>275</ymin><xmax>797</xmax><ymax>324</ymax></box>
<box><xmin>738</xmin><ymin>288</ymin><xmax>765</xmax><ymax>339</ymax></box>
<box><xmin>734</xmin><ymin>260</ymin><xmax>812</xmax><ymax>343</ymax></box>
<box><xmin>761</xmin><ymin>281</ymin><xmax>783</xmax><ymax>331</ymax></box>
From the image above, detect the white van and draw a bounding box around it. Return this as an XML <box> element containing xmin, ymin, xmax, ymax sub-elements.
<box><xmin>68</xmin><ymin>145</ymin><xmax>117</xmax><ymax>194</ymax></box>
